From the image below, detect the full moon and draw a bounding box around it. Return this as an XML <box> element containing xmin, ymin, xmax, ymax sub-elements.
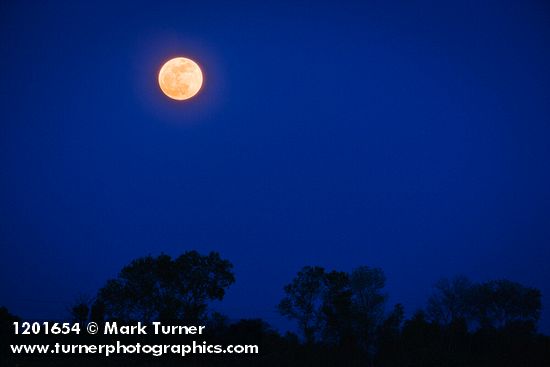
<box><xmin>158</xmin><ymin>57</ymin><xmax>203</xmax><ymax>100</ymax></box>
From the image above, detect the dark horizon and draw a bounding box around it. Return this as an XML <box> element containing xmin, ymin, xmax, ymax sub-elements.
<box><xmin>1</xmin><ymin>0</ymin><xmax>550</xmax><ymax>337</ymax></box>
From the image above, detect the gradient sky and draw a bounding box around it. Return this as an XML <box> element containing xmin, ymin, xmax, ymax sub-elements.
<box><xmin>1</xmin><ymin>0</ymin><xmax>549</xmax><ymax>332</ymax></box>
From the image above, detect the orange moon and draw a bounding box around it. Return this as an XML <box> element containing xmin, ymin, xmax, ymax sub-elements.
<box><xmin>158</xmin><ymin>57</ymin><xmax>203</xmax><ymax>100</ymax></box>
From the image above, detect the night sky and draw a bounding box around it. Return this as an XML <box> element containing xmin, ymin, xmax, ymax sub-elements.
<box><xmin>1</xmin><ymin>1</ymin><xmax>549</xmax><ymax>332</ymax></box>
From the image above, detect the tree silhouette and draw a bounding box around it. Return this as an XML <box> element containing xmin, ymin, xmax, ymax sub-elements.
<box><xmin>375</xmin><ymin>303</ymin><xmax>405</xmax><ymax>366</ymax></box>
<box><xmin>348</xmin><ymin>266</ymin><xmax>387</xmax><ymax>364</ymax></box>
<box><xmin>2</xmin><ymin>256</ymin><xmax>550</xmax><ymax>367</ymax></box>
<box><xmin>96</xmin><ymin>251</ymin><xmax>235</xmax><ymax>323</ymax></box>
<box><xmin>427</xmin><ymin>277</ymin><xmax>541</xmax><ymax>332</ymax></box>
<box><xmin>320</xmin><ymin>270</ymin><xmax>353</xmax><ymax>345</ymax></box>
<box><xmin>279</xmin><ymin>265</ymin><xmax>388</xmax><ymax>356</ymax></box>
<box><xmin>278</xmin><ymin>266</ymin><xmax>325</xmax><ymax>344</ymax></box>
<box><xmin>70</xmin><ymin>302</ymin><xmax>90</xmax><ymax>325</ymax></box>
<box><xmin>473</xmin><ymin>279</ymin><xmax>541</xmax><ymax>330</ymax></box>
<box><xmin>426</xmin><ymin>276</ymin><xmax>475</xmax><ymax>326</ymax></box>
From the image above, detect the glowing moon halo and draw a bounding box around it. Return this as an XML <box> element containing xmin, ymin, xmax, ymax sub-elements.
<box><xmin>158</xmin><ymin>57</ymin><xmax>203</xmax><ymax>100</ymax></box>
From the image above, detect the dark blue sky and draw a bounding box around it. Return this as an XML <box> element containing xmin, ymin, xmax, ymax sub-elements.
<box><xmin>1</xmin><ymin>0</ymin><xmax>549</xmax><ymax>331</ymax></box>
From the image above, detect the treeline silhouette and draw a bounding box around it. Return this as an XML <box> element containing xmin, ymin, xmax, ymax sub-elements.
<box><xmin>2</xmin><ymin>250</ymin><xmax>549</xmax><ymax>366</ymax></box>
